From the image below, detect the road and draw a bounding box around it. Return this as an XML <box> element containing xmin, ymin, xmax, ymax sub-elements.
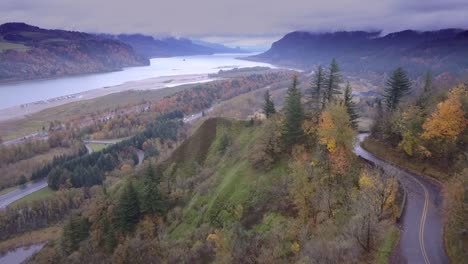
<box><xmin>83</xmin><ymin>139</ymin><xmax>144</xmax><ymax>165</ymax></box>
<box><xmin>355</xmin><ymin>134</ymin><xmax>449</xmax><ymax>264</ymax></box>
<box><xmin>136</xmin><ymin>149</ymin><xmax>145</xmax><ymax>166</ymax></box>
<box><xmin>0</xmin><ymin>179</ymin><xmax>48</xmax><ymax>209</ymax></box>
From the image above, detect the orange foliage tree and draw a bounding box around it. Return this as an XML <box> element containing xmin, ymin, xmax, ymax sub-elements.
<box><xmin>422</xmin><ymin>86</ymin><xmax>467</xmax><ymax>141</ymax></box>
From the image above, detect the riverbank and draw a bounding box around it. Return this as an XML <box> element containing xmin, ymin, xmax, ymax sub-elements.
<box><xmin>0</xmin><ymin>74</ymin><xmax>213</xmax><ymax>123</ymax></box>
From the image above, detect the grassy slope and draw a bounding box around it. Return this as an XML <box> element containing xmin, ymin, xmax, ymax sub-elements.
<box><xmin>88</xmin><ymin>143</ymin><xmax>107</xmax><ymax>152</ymax></box>
<box><xmin>165</xmin><ymin>118</ymin><xmax>287</xmax><ymax>240</ymax></box>
<box><xmin>0</xmin><ymin>41</ymin><xmax>30</xmax><ymax>51</ymax></box>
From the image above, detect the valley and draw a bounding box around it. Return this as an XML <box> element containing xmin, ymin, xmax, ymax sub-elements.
<box><xmin>0</xmin><ymin>3</ymin><xmax>467</xmax><ymax>263</ymax></box>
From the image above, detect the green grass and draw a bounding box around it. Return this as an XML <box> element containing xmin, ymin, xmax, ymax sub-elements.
<box><xmin>0</xmin><ymin>186</ymin><xmax>17</xmax><ymax>196</ymax></box>
<box><xmin>88</xmin><ymin>143</ymin><xmax>108</xmax><ymax>152</ymax></box>
<box><xmin>0</xmin><ymin>41</ymin><xmax>30</xmax><ymax>52</ymax></box>
<box><xmin>376</xmin><ymin>225</ymin><xmax>400</xmax><ymax>264</ymax></box>
<box><xmin>168</xmin><ymin>119</ymin><xmax>289</xmax><ymax>240</ymax></box>
<box><xmin>10</xmin><ymin>187</ymin><xmax>55</xmax><ymax>207</ymax></box>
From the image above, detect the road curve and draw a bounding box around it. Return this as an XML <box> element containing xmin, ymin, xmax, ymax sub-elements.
<box><xmin>0</xmin><ymin>179</ymin><xmax>48</xmax><ymax>209</ymax></box>
<box><xmin>355</xmin><ymin>134</ymin><xmax>449</xmax><ymax>264</ymax></box>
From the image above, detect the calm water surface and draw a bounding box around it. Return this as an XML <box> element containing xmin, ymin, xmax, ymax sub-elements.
<box><xmin>0</xmin><ymin>243</ymin><xmax>44</xmax><ymax>264</ymax></box>
<box><xmin>0</xmin><ymin>54</ymin><xmax>274</xmax><ymax>110</ymax></box>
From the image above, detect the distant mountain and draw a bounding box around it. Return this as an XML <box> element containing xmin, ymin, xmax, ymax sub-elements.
<box><xmin>104</xmin><ymin>34</ymin><xmax>247</xmax><ymax>58</ymax></box>
<box><xmin>249</xmin><ymin>29</ymin><xmax>468</xmax><ymax>75</ymax></box>
<box><xmin>0</xmin><ymin>23</ymin><xmax>149</xmax><ymax>83</ymax></box>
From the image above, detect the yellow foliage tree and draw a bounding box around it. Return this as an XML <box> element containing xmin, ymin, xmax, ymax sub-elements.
<box><xmin>318</xmin><ymin>111</ymin><xmax>337</xmax><ymax>153</ymax></box>
<box><xmin>422</xmin><ymin>88</ymin><xmax>467</xmax><ymax>141</ymax></box>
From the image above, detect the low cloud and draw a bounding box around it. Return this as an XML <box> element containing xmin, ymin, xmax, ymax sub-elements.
<box><xmin>1</xmin><ymin>0</ymin><xmax>467</xmax><ymax>48</ymax></box>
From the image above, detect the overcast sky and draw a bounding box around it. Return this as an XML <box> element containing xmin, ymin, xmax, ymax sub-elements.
<box><xmin>1</xmin><ymin>0</ymin><xmax>467</xmax><ymax>49</ymax></box>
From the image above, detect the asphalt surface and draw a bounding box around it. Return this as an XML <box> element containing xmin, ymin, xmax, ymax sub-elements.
<box><xmin>355</xmin><ymin>134</ymin><xmax>449</xmax><ymax>264</ymax></box>
<box><xmin>0</xmin><ymin>178</ymin><xmax>48</xmax><ymax>209</ymax></box>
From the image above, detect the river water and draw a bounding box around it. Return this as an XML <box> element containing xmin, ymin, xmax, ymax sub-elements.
<box><xmin>0</xmin><ymin>243</ymin><xmax>44</xmax><ymax>264</ymax></box>
<box><xmin>0</xmin><ymin>53</ymin><xmax>274</xmax><ymax>110</ymax></box>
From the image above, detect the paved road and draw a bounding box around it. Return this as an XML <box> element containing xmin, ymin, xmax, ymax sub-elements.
<box><xmin>84</xmin><ymin>140</ymin><xmax>144</xmax><ymax>166</ymax></box>
<box><xmin>136</xmin><ymin>149</ymin><xmax>145</xmax><ymax>166</ymax></box>
<box><xmin>85</xmin><ymin>144</ymin><xmax>93</xmax><ymax>154</ymax></box>
<box><xmin>355</xmin><ymin>134</ymin><xmax>449</xmax><ymax>264</ymax></box>
<box><xmin>0</xmin><ymin>179</ymin><xmax>48</xmax><ymax>209</ymax></box>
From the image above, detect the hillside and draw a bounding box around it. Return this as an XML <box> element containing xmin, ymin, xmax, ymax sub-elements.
<box><xmin>0</xmin><ymin>23</ymin><xmax>149</xmax><ymax>82</ymax></box>
<box><xmin>105</xmin><ymin>34</ymin><xmax>247</xmax><ymax>58</ymax></box>
<box><xmin>26</xmin><ymin>111</ymin><xmax>401</xmax><ymax>263</ymax></box>
<box><xmin>249</xmin><ymin>29</ymin><xmax>468</xmax><ymax>75</ymax></box>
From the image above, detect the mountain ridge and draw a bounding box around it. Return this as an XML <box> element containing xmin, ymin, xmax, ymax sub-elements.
<box><xmin>249</xmin><ymin>28</ymin><xmax>468</xmax><ymax>75</ymax></box>
<box><xmin>0</xmin><ymin>22</ymin><xmax>149</xmax><ymax>83</ymax></box>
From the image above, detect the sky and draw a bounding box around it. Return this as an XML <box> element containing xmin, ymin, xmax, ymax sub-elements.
<box><xmin>1</xmin><ymin>0</ymin><xmax>468</xmax><ymax>49</ymax></box>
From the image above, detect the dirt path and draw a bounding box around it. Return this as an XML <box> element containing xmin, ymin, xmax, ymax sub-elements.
<box><xmin>355</xmin><ymin>134</ymin><xmax>449</xmax><ymax>264</ymax></box>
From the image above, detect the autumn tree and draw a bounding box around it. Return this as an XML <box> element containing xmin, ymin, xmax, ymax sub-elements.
<box><xmin>324</xmin><ymin>59</ymin><xmax>342</xmax><ymax>107</ymax></box>
<box><xmin>318</xmin><ymin>102</ymin><xmax>356</xmax><ymax>154</ymax></box>
<box><xmin>288</xmin><ymin>147</ymin><xmax>321</xmax><ymax>225</ymax></box>
<box><xmin>318</xmin><ymin>102</ymin><xmax>356</xmax><ymax>174</ymax></box>
<box><xmin>422</xmin><ymin>87</ymin><xmax>467</xmax><ymax>141</ymax></box>
<box><xmin>344</xmin><ymin>82</ymin><xmax>359</xmax><ymax>129</ymax></box>
<box><xmin>444</xmin><ymin>169</ymin><xmax>468</xmax><ymax>263</ymax></box>
<box><xmin>263</xmin><ymin>90</ymin><xmax>276</xmax><ymax>118</ymax></box>
<box><xmin>383</xmin><ymin>67</ymin><xmax>411</xmax><ymax>111</ymax></box>
<box><xmin>358</xmin><ymin>169</ymin><xmax>397</xmax><ymax>220</ymax></box>
<box><xmin>282</xmin><ymin>76</ymin><xmax>304</xmax><ymax>147</ymax></box>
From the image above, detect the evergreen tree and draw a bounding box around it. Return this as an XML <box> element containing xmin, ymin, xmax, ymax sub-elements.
<box><xmin>262</xmin><ymin>90</ymin><xmax>276</xmax><ymax>118</ymax></box>
<box><xmin>310</xmin><ymin>65</ymin><xmax>326</xmax><ymax>110</ymax></box>
<box><xmin>141</xmin><ymin>163</ymin><xmax>164</xmax><ymax>215</ymax></box>
<box><xmin>282</xmin><ymin>76</ymin><xmax>304</xmax><ymax>147</ymax></box>
<box><xmin>417</xmin><ymin>70</ymin><xmax>433</xmax><ymax>109</ymax></box>
<box><xmin>61</xmin><ymin>214</ymin><xmax>90</xmax><ymax>254</ymax></box>
<box><xmin>344</xmin><ymin>82</ymin><xmax>359</xmax><ymax>129</ymax></box>
<box><xmin>383</xmin><ymin>67</ymin><xmax>411</xmax><ymax>111</ymax></box>
<box><xmin>324</xmin><ymin>59</ymin><xmax>342</xmax><ymax>107</ymax></box>
<box><xmin>115</xmin><ymin>182</ymin><xmax>140</xmax><ymax>233</ymax></box>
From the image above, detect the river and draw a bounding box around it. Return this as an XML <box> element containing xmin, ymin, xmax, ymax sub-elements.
<box><xmin>0</xmin><ymin>243</ymin><xmax>45</xmax><ymax>264</ymax></box>
<box><xmin>0</xmin><ymin>53</ymin><xmax>274</xmax><ymax>110</ymax></box>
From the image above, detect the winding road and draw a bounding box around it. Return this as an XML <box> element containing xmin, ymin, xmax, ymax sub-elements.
<box><xmin>0</xmin><ymin>179</ymin><xmax>48</xmax><ymax>209</ymax></box>
<box><xmin>355</xmin><ymin>134</ymin><xmax>449</xmax><ymax>264</ymax></box>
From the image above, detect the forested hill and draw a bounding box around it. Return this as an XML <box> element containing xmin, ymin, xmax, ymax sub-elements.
<box><xmin>103</xmin><ymin>34</ymin><xmax>247</xmax><ymax>58</ymax></box>
<box><xmin>0</xmin><ymin>23</ymin><xmax>149</xmax><ymax>82</ymax></box>
<box><xmin>249</xmin><ymin>29</ymin><xmax>468</xmax><ymax>75</ymax></box>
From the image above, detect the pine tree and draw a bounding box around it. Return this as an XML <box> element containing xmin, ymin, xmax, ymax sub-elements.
<box><xmin>263</xmin><ymin>90</ymin><xmax>276</xmax><ymax>118</ymax></box>
<box><xmin>61</xmin><ymin>214</ymin><xmax>90</xmax><ymax>254</ymax></box>
<box><xmin>141</xmin><ymin>163</ymin><xmax>164</xmax><ymax>215</ymax></box>
<box><xmin>115</xmin><ymin>182</ymin><xmax>140</xmax><ymax>233</ymax></box>
<box><xmin>417</xmin><ymin>70</ymin><xmax>433</xmax><ymax>109</ymax></box>
<box><xmin>344</xmin><ymin>82</ymin><xmax>359</xmax><ymax>129</ymax></box>
<box><xmin>383</xmin><ymin>67</ymin><xmax>411</xmax><ymax>111</ymax></box>
<box><xmin>282</xmin><ymin>76</ymin><xmax>304</xmax><ymax>147</ymax></box>
<box><xmin>310</xmin><ymin>65</ymin><xmax>326</xmax><ymax>110</ymax></box>
<box><xmin>324</xmin><ymin>59</ymin><xmax>342</xmax><ymax>107</ymax></box>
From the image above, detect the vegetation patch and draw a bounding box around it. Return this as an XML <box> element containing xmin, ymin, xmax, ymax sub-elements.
<box><xmin>10</xmin><ymin>187</ymin><xmax>55</xmax><ymax>207</ymax></box>
<box><xmin>375</xmin><ymin>225</ymin><xmax>400</xmax><ymax>264</ymax></box>
<box><xmin>362</xmin><ymin>137</ymin><xmax>450</xmax><ymax>181</ymax></box>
